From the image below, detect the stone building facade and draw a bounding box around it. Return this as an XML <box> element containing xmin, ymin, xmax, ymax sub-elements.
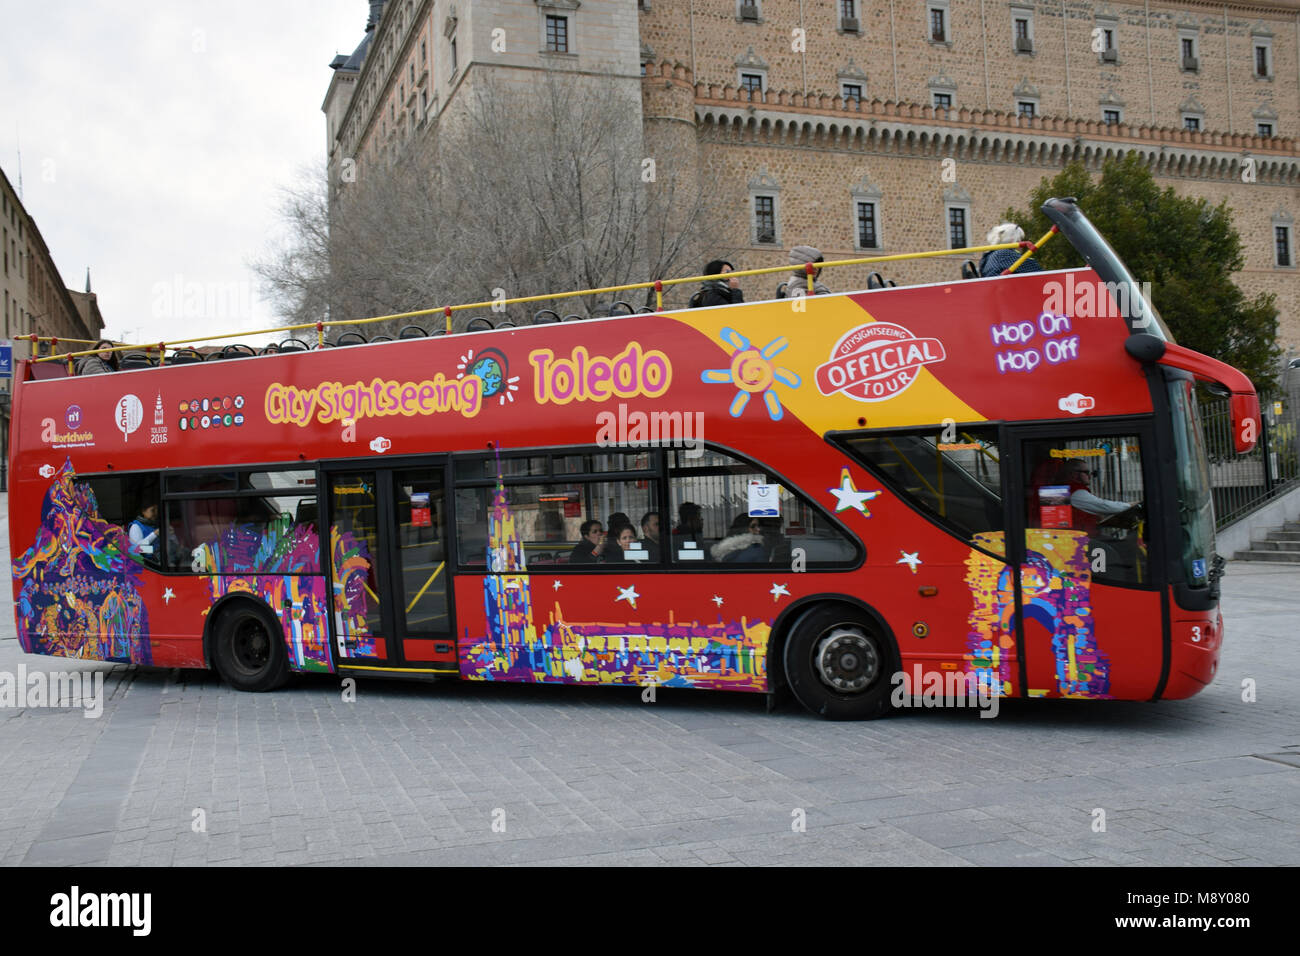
<box><xmin>324</xmin><ymin>0</ymin><xmax>1299</xmax><ymax>350</ymax></box>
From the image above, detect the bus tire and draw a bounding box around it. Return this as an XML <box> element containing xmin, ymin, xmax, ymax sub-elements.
<box><xmin>211</xmin><ymin>602</ymin><xmax>289</xmax><ymax>692</ymax></box>
<box><xmin>782</xmin><ymin>605</ymin><xmax>896</xmax><ymax>720</ymax></box>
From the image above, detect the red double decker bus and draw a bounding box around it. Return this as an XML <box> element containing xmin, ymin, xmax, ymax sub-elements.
<box><xmin>7</xmin><ymin>199</ymin><xmax>1259</xmax><ymax>718</ymax></box>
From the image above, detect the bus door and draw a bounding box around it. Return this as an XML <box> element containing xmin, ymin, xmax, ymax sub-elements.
<box><xmin>1007</xmin><ymin>422</ymin><xmax>1165</xmax><ymax>701</ymax></box>
<box><xmin>326</xmin><ymin>464</ymin><xmax>456</xmax><ymax>674</ymax></box>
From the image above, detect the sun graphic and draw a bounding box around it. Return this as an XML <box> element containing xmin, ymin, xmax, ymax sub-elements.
<box><xmin>700</xmin><ymin>328</ymin><xmax>801</xmax><ymax>420</ymax></box>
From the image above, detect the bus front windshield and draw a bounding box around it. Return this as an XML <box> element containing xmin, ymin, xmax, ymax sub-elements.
<box><xmin>1167</xmin><ymin>376</ymin><xmax>1216</xmax><ymax>587</ymax></box>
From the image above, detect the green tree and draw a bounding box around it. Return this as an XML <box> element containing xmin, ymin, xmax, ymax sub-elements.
<box><xmin>1007</xmin><ymin>153</ymin><xmax>1281</xmax><ymax>390</ymax></box>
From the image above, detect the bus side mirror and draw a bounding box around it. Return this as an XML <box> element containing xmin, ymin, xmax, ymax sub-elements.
<box><xmin>1231</xmin><ymin>393</ymin><xmax>1260</xmax><ymax>454</ymax></box>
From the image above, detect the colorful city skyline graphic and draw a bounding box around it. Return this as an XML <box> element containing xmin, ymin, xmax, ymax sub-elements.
<box><xmin>13</xmin><ymin>461</ymin><xmax>151</xmax><ymax>664</ymax></box>
<box><xmin>460</xmin><ymin>484</ymin><xmax>771</xmax><ymax>691</ymax></box>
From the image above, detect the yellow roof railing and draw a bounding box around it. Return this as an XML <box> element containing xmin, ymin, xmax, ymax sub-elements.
<box><xmin>34</xmin><ymin>226</ymin><xmax>1057</xmax><ymax>369</ymax></box>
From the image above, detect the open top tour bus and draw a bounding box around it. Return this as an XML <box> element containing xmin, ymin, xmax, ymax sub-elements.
<box><xmin>7</xmin><ymin>198</ymin><xmax>1259</xmax><ymax>718</ymax></box>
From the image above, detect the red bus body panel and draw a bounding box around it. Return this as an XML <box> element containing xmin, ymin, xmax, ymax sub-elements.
<box><xmin>9</xmin><ymin>268</ymin><xmax>1218</xmax><ymax>704</ymax></box>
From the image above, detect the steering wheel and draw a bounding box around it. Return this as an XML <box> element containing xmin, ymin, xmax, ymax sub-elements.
<box><xmin>1098</xmin><ymin>502</ymin><xmax>1143</xmax><ymax>528</ymax></box>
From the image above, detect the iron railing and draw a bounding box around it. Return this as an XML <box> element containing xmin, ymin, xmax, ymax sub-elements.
<box><xmin>1200</xmin><ymin>377</ymin><xmax>1300</xmax><ymax>528</ymax></box>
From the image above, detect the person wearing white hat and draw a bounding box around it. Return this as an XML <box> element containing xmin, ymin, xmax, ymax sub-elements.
<box><xmin>979</xmin><ymin>223</ymin><xmax>1043</xmax><ymax>276</ymax></box>
<box><xmin>777</xmin><ymin>245</ymin><xmax>831</xmax><ymax>298</ymax></box>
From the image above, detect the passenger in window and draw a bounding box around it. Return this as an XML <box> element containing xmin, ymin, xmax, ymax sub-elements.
<box><xmin>77</xmin><ymin>340</ymin><xmax>120</xmax><ymax>375</ymax></box>
<box><xmin>672</xmin><ymin>502</ymin><xmax>704</xmax><ymax>544</ymax></box>
<box><xmin>608</xmin><ymin>512</ymin><xmax>631</xmax><ymax>535</ymax></box>
<box><xmin>713</xmin><ymin>514</ymin><xmax>766</xmax><ymax>563</ymax></box>
<box><xmin>568</xmin><ymin>520</ymin><xmax>605</xmax><ymax>564</ymax></box>
<box><xmin>979</xmin><ymin>223</ymin><xmax>1043</xmax><ymax>276</ymax></box>
<box><xmin>601</xmin><ymin>522</ymin><xmax>638</xmax><ymax>563</ymax></box>
<box><xmin>128</xmin><ymin>504</ymin><xmax>161</xmax><ymax>556</ymax></box>
<box><xmin>1058</xmin><ymin>459</ymin><xmax>1138</xmax><ymax>532</ymax></box>
<box><xmin>778</xmin><ymin>246</ymin><xmax>830</xmax><ymax>298</ymax></box>
<box><xmin>690</xmin><ymin>260</ymin><xmax>744</xmax><ymax>308</ymax></box>
<box><xmin>640</xmin><ymin>511</ymin><xmax>661</xmax><ymax>561</ymax></box>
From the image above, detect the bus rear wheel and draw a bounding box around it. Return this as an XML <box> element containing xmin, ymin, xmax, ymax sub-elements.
<box><xmin>212</xmin><ymin>604</ymin><xmax>289</xmax><ymax>692</ymax></box>
<box><xmin>782</xmin><ymin>606</ymin><xmax>896</xmax><ymax>720</ymax></box>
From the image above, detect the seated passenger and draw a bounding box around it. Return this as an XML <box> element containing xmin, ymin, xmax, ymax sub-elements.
<box><xmin>979</xmin><ymin>223</ymin><xmax>1043</xmax><ymax>277</ymax></box>
<box><xmin>712</xmin><ymin>514</ymin><xmax>766</xmax><ymax>563</ymax></box>
<box><xmin>690</xmin><ymin>260</ymin><xmax>745</xmax><ymax>309</ymax></box>
<box><xmin>568</xmin><ymin>520</ymin><xmax>605</xmax><ymax>564</ymax></box>
<box><xmin>601</xmin><ymin>523</ymin><xmax>637</xmax><ymax>563</ymax></box>
<box><xmin>672</xmin><ymin>502</ymin><xmax>704</xmax><ymax>543</ymax></box>
<box><xmin>640</xmin><ymin>511</ymin><xmax>661</xmax><ymax>562</ymax></box>
<box><xmin>77</xmin><ymin>340</ymin><xmax>120</xmax><ymax>375</ymax></box>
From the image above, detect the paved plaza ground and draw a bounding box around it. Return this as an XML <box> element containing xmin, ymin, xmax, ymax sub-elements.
<box><xmin>2</xmin><ymin>494</ymin><xmax>1298</xmax><ymax>866</ymax></box>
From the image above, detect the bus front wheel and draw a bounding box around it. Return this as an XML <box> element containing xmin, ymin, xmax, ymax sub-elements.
<box><xmin>783</xmin><ymin>606</ymin><xmax>896</xmax><ymax>720</ymax></box>
<box><xmin>211</xmin><ymin>603</ymin><xmax>289</xmax><ymax>692</ymax></box>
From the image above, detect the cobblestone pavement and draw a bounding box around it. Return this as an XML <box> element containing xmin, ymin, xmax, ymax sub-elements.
<box><xmin>2</xmin><ymin>495</ymin><xmax>1298</xmax><ymax>866</ymax></box>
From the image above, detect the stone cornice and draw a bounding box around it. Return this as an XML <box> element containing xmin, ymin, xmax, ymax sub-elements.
<box><xmin>693</xmin><ymin>101</ymin><xmax>1300</xmax><ymax>184</ymax></box>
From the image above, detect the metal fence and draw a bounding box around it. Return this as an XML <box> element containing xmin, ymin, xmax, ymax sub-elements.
<box><xmin>1199</xmin><ymin>378</ymin><xmax>1300</xmax><ymax>528</ymax></box>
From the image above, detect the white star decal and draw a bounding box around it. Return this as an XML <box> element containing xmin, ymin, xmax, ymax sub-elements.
<box><xmin>897</xmin><ymin>551</ymin><xmax>922</xmax><ymax>573</ymax></box>
<box><xmin>552</xmin><ymin>579</ymin><xmax>563</xmax><ymax>591</ymax></box>
<box><xmin>827</xmin><ymin>467</ymin><xmax>881</xmax><ymax>515</ymax></box>
<box><xmin>616</xmin><ymin>585</ymin><xmax>640</xmax><ymax>609</ymax></box>
<box><xmin>712</xmin><ymin>595</ymin><xmax>724</xmax><ymax>607</ymax></box>
<box><xmin>770</xmin><ymin>582</ymin><xmax>790</xmax><ymax>602</ymax></box>
<box><xmin>162</xmin><ymin>587</ymin><xmax>175</xmax><ymax>605</ymax></box>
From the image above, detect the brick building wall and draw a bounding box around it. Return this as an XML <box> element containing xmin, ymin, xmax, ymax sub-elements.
<box><xmin>325</xmin><ymin>0</ymin><xmax>1298</xmax><ymax>352</ymax></box>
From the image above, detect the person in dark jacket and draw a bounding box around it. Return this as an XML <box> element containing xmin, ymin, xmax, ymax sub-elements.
<box><xmin>978</xmin><ymin>223</ymin><xmax>1043</xmax><ymax>277</ymax></box>
<box><xmin>690</xmin><ymin>260</ymin><xmax>744</xmax><ymax>309</ymax></box>
<box><xmin>76</xmin><ymin>340</ymin><xmax>119</xmax><ymax>375</ymax></box>
<box><xmin>711</xmin><ymin>514</ymin><xmax>766</xmax><ymax>563</ymax></box>
<box><xmin>568</xmin><ymin>520</ymin><xmax>605</xmax><ymax>564</ymax></box>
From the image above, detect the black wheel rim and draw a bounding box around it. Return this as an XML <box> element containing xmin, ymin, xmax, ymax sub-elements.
<box><xmin>813</xmin><ymin>625</ymin><xmax>880</xmax><ymax>694</ymax></box>
<box><xmin>230</xmin><ymin>617</ymin><xmax>272</xmax><ymax>676</ymax></box>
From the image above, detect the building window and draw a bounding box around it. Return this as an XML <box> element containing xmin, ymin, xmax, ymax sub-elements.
<box><xmin>1183</xmin><ymin>115</ymin><xmax>1200</xmax><ymax>131</ymax></box>
<box><xmin>1278</xmin><ymin>226</ymin><xmax>1293</xmax><ymax>267</ymax></box>
<box><xmin>754</xmin><ymin>196</ymin><xmax>776</xmax><ymax>244</ymax></box>
<box><xmin>421</xmin><ymin>39</ymin><xmax>426</xmax><ymax>62</ymax></box>
<box><xmin>740</xmin><ymin>72</ymin><xmax>764</xmax><ymax>94</ymax></box>
<box><xmin>1255</xmin><ymin>44</ymin><xmax>1270</xmax><ymax>78</ymax></box>
<box><xmin>1103</xmin><ymin>109</ymin><xmax>1121</xmax><ymax>126</ymax></box>
<box><xmin>842</xmin><ymin>83</ymin><xmax>862</xmax><ymax>103</ymax></box>
<box><xmin>1180</xmin><ymin>36</ymin><xmax>1198</xmax><ymax>71</ymax></box>
<box><xmin>450</xmin><ymin>37</ymin><xmax>457</xmax><ymax>74</ymax></box>
<box><xmin>1012</xmin><ymin>7</ymin><xmax>1034</xmax><ymax>53</ymax></box>
<box><xmin>933</xmin><ymin>92</ymin><xmax>952</xmax><ymax>110</ymax></box>
<box><xmin>1258</xmin><ymin>122</ymin><xmax>1273</xmax><ymax>136</ymax></box>
<box><xmin>948</xmin><ymin>207</ymin><xmax>967</xmax><ymax>248</ymax></box>
<box><xmin>1017</xmin><ymin>101</ymin><xmax>1036</xmax><ymax>119</ymax></box>
<box><xmin>856</xmin><ymin>201</ymin><xmax>878</xmax><ymax>249</ymax></box>
<box><xmin>546</xmin><ymin>15</ymin><xmax>569</xmax><ymax>52</ymax></box>
<box><xmin>737</xmin><ymin>0</ymin><xmax>761</xmax><ymax>22</ymax></box>
<box><xmin>929</xmin><ymin>8</ymin><xmax>947</xmax><ymax>42</ymax></box>
<box><xmin>839</xmin><ymin>0</ymin><xmax>860</xmax><ymax>32</ymax></box>
<box><xmin>1100</xmin><ymin>27</ymin><xmax>1116</xmax><ymax>57</ymax></box>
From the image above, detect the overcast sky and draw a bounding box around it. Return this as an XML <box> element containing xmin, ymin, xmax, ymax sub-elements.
<box><xmin>1</xmin><ymin>0</ymin><xmax>368</xmax><ymax>345</ymax></box>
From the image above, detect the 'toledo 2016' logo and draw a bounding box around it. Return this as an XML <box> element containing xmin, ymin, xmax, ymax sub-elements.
<box><xmin>814</xmin><ymin>322</ymin><xmax>946</xmax><ymax>403</ymax></box>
